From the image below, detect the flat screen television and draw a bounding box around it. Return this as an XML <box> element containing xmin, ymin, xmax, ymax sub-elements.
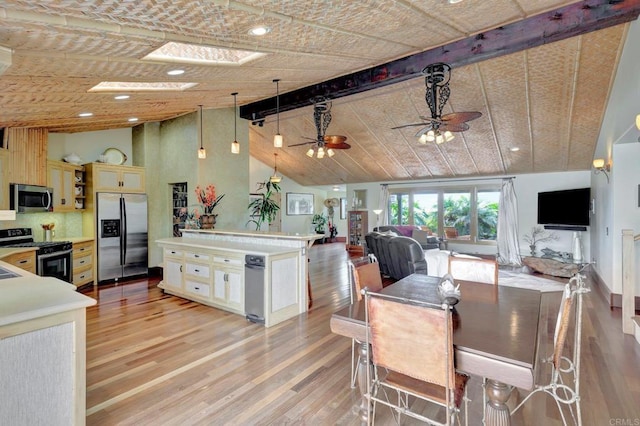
<box><xmin>537</xmin><ymin>187</ymin><xmax>590</xmax><ymax>228</ymax></box>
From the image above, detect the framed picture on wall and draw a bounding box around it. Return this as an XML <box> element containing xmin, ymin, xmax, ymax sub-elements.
<box><xmin>340</xmin><ymin>197</ymin><xmax>347</xmax><ymax>219</ymax></box>
<box><xmin>286</xmin><ymin>193</ymin><xmax>314</xmax><ymax>215</ymax></box>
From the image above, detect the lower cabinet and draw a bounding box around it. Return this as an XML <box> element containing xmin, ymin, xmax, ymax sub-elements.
<box><xmin>1</xmin><ymin>250</ymin><xmax>37</xmax><ymax>274</ymax></box>
<box><xmin>159</xmin><ymin>245</ymin><xmax>244</xmax><ymax>315</ymax></box>
<box><xmin>72</xmin><ymin>240</ymin><xmax>94</xmax><ymax>287</ymax></box>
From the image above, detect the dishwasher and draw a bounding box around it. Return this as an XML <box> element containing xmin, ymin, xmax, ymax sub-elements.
<box><xmin>244</xmin><ymin>254</ymin><xmax>265</xmax><ymax>324</ymax></box>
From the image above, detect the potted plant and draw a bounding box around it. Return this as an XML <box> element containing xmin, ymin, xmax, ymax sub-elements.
<box><xmin>312</xmin><ymin>213</ymin><xmax>328</xmax><ymax>234</ymax></box>
<box><xmin>246</xmin><ymin>181</ymin><xmax>280</xmax><ymax>230</ymax></box>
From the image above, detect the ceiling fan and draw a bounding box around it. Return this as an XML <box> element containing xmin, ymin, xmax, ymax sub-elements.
<box><xmin>289</xmin><ymin>97</ymin><xmax>350</xmax><ymax>158</ymax></box>
<box><xmin>392</xmin><ymin>62</ymin><xmax>482</xmax><ymax>144</ymax></box>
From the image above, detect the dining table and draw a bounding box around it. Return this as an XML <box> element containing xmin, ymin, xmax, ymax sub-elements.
<box><xmin>330</xmin><ymin>273</ymin><xmax>558</xmax><ymax>426</ymax></box>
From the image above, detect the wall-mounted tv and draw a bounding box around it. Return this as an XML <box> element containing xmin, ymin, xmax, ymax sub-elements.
<box><xmin>537</xmin><ymin>187</ymin><xmax>590</xmax><ymax>229</ymax></box>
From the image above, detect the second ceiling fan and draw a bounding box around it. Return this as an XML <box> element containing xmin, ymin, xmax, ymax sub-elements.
<box><xmin>393</xmin><ymin>62</ymin><xmax>482</xmax><ymax>144</ymax></box>
<box><xmin>289</xmin><ymin>97</ymin><xmax>350</xmax><ymax>158</ymax></box>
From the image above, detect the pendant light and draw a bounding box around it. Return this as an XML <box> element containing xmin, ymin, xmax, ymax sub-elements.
<box><xmin>197</xmin><ymin>105</ymin><xmax>206</xmax><ymax>159</ymax></box>
<box><xmin>273</xmin><ymin>78</ymin><xmax>283</xmax><ymax>148</ymax></box>
<box><xmin>270</xmin><ymin>152</ymin><xmax>282</xmax><ymax>183</ymax></box>
<box><xmin>231</xmin><ymin>92</ymin><xmax>240</xmax><ymax>154</ymax></box>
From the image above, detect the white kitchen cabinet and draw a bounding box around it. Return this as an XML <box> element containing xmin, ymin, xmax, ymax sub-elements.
<box><xmin>159</xmin><ymin>244</ymin><xmax>243</xmax><ymax>315</ymax></box>
<box><xmin>212</xmin><ymin>267</ymin><xmax>243</xmax><ymax>313</ymax></box>
<box><xmin>47</xmin><ymin>160</ymin><xmax>85</xmax><ymax>212</ymax></box>
<box><xmin>163</xmin><ymin>248</ymin><xmax>184</xmax><ymax>290</ymax></box>
<box><xmin>85</xmin><ymin>163</ymin><xmax>145</xmax><ymax>193</ymax></box>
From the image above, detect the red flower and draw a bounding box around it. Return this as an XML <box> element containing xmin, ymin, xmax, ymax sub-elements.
<box><xmin>195</xmin><ymin>184</ymin><xmax>225</xmax><ymax>214</ymax></box>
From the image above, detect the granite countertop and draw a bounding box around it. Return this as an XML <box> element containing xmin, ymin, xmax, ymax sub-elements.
<box><xmin>0</xmin><ymin>261</ymin><xmax>96</xmax><ymax>327</ymax></box>
<box><xmin>157</xmin><ymin>237</ymin><xmax>301</xmax><ymax>256</ymax></box>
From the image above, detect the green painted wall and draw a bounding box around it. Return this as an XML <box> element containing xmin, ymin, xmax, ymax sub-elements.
<box><xmin>134</xmin><ymin>107</ymin><xmax>250</xmax><ymax>268</ymax></box>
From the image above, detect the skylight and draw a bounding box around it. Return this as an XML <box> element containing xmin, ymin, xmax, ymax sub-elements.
<box><xmin>89</xmin><ymin>82</ymin><xmax>198</xmax><ymax>92</ymax></box>
<box><xmin>143</xmin><ymin>42</ymin><xmax>265</xmax><ymax>66</ymax></box>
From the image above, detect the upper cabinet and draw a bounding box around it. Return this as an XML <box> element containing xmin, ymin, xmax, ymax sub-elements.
<box><xmin>85</xmin><ymin>163</ymin><xmax>145</xmax><ymax>193</ymax></box>
<box><xmin>47</xmin><ymin>160</ymin><xmax>85</xmax><ymax>212</ymax></box>
<box><xmin>0</xmin><ymin>149</ymin><xmax>8</xmax><ymax>210</ymax></box>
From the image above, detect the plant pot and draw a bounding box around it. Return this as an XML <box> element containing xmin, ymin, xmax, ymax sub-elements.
<box><xmin>200</xmin><ymin>214</ymin><xmax>217</xmax><ymax>229</ymax></box>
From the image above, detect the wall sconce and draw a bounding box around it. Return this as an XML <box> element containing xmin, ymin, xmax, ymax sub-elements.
<box><xmin>231</xmin><ymin>92</ymin><xmax>240</xmax><ymax>154</ymax></box>
<box><xmin>273</xmin><ymin>79</ymin><xmax>283</xmax><ymax>148</ymax></box>
<box><xmin>197</xmin><ymin>105</ymin><xmax>206</xmax><ymax>159</ymax></box>
<box><xmin>636</xmin><ymin>113</ymin><xmax>640</xmax><ymax>130</ymax></box>
<box><xmin>593</xmin><ymin>158</ymin><xmax>610</xmax><ymax>183</ymax></box>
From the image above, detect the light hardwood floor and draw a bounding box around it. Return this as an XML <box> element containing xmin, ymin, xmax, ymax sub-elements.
<box><xmin>81</xmin><ymin>243</ymin><xmax>640</xmax><ymax>425</ymax></box>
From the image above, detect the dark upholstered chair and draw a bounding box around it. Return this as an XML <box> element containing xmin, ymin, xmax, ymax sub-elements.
<box><xmin>377</xmin><ymin>233</ymin><xmax>395</xmax><ymax>277</ymax></box>
<box><xmin>364</xmin><ymin>233</ymin><xmax>375</xmax><ymax>259</ymax></box>
<box><xmin>389</xmin><ymin>236</ymin><xmax>428</xmax><ymax>280</ymax></box>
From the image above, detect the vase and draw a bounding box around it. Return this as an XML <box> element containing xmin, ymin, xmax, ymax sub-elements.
<box><xmin>529</xmin><ymin>244</ymin><xmax>536</xmax><ymax>256</ymax></box>
<box><xmin>200</xmin><ymin>214</ymin><xmax>217</xmax><ymax>229</ymax></box>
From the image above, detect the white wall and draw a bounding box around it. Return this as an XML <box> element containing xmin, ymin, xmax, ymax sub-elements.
<box><xmin>347</xmin><ymin>171</ymin><xmax>591</xmax><ymax>256</ymax></box>
<box><xmin>612</xmin><ymin>143</ymin><xmax>640</xmax><ymax>295</ymax></box>
<box><xmin>249</xmin><ymin>157</ymin><xmax>329</xmax><ymax>234</ymax></box>
<box><xmin>590</xmin><ymin>18</ymin><xmax>640</xmax><ymax>296</ymax></box>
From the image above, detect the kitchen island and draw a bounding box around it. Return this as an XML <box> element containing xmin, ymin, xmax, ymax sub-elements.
<box><xmin>0</xmin><ymin>261</ymin><xmax>96</xmax><ymax>426</ymax></box>
<box><xmin>156</xmin><ymin>229</ymin><xmax>323</xmax><ymax>327</ymax></box>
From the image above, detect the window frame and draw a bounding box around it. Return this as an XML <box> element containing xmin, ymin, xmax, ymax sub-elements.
<box><xmin>387</xmin><ymin>184</ymin><xmax>500</xmax><ymax>245</ymax></box>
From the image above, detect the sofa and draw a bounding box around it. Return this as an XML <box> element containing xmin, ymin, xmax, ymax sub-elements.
<box><xmin>365</xmin><ymin>232</ymin><xmax>428</xmax><ymax>280</ymax></box>
<box><xmin>374</xmin><ymin>225</ymin><xmax>440</xmax><ymax>250</ymax></box>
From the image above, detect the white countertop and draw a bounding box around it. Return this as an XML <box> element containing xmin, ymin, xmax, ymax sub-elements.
<box><xmin>181</xmin><ymin>229</ymin><xmax>324</xmax><ymax>241</ymax></box>
<box><xmin>157</xmin><ymin>237</ymin><xmax>301</xmax><ymax>256</ymax></box>
<box><xmin>0</xmin><ymin>261</ymin><xmax>96</xmax><ymax>327</ymax></box>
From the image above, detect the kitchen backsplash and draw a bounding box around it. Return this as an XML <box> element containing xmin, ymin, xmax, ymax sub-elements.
<box><xmin>0</xmin><ymin>212</ymin><xmax>84</xmax><ymax>241</ymax></box>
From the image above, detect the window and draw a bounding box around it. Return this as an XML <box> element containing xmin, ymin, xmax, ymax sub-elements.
<box><xmin>388</xmin><ymin>185</ymin><xmax>500</xmax><ymax>244</ymax></box>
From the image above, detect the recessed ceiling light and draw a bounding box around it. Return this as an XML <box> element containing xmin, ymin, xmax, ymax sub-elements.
<box><xmin>114</xmin><ymin>95</ymin><xmax>130</xmax><ymax>100</ymax></box>
<box><xmin>510</xmin><ymin>147</ymin><xmax>520</xmax><ymax>152</ymax></box>
<box><xmin>248</xmin><ymin>26</ymin><xmax>271</xmax><ymax>36</ymax></box>
<box><xmin>128</xmin><ymin>118</ymin><xmax>139</xmax><ymax>122</ymax></box>
<box><xmin>167</xmin><ymin>69</ymin><xmax>185</xmax><ymax>76</ymax></box>
<box><xmin>78</xmin><ymin>112</ymin><xmax>93</xmax><ymax>117</ymax></box>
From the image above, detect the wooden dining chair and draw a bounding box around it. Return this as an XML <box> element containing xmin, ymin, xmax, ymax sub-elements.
<box><xmin>347</xmin><ymin>259</ymin><xmax>383</xmax><ymax>388</ymax></box>
<box><xmin>448</xmin><ymin>256</ymin><xmax>499</xmax><ymax>285</ymax></box>
<box><xmin>363</xmin><ymin>289</ymin><xmax>469</xmax><ymax>425</ymax></box>
<box><xmin>511</xmin><ymin>273</ymin><xmax>590</xmax><ymax>425</ymax></box>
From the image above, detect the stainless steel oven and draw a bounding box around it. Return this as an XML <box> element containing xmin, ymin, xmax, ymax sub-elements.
<box><xmin>37</xmin><ymin>244</ymin><xmax>73</xmax><ymax>283</ymax></box>
<box><xmin>0</xmin><ymin>228</ymin><xmax>73</xmax><ymax>283</ymax></box>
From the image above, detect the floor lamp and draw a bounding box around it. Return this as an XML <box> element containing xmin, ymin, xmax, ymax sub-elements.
<box><xmin>373</xmin><ymin>209</ymin><xmax>382</xmax><ymax>229</ymax></box>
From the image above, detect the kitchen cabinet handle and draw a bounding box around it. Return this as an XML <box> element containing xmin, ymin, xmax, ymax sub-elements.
<box><xmin>224</xmin><ymin>259</ymin><xmax>230</xmax><ymax>262</ymax></box>
<box><xmin>180</xmin><ymin>265</ymin><xmax>183</xmax><ymax>272</ymax></box>
<box><xmin>194</xmin><ymin>269</ymin><xmax>200</xmax><ymax>273</ymax></box>
<box><xmin>80</xmin><ymin>260</ymin><xmax>85</xmax><ymax>264</ymax></box>
<box><xmin>194</xmin><ymin>254</ymin><xmax>200</xmax><ymax>258</ymax></box>
<box><xmin>194</xmin><ymin>286</ymin><xmax>200</xmax><ymax>290</ymax></box>
<box><xmin>224</xmin><ymin>273</ymin><xmax>228</xmax><ymax>282</ymax></box>
<box><xmin>19</xmin><ymin>260</ymin><xmax>28</xmax><ymax>264</ymax></box>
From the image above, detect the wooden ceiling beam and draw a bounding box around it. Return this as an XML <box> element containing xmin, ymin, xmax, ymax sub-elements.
<box><xmin>240</xmin><ymin>0</ymin><xmax>640</xmax><ymax>121</ymax></box>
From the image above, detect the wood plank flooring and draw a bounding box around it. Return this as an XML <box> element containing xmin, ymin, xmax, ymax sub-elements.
<box><xmin>81</xmin><ymin>243</ymin><xmax>640</xmax><ymax>425</ymax></box>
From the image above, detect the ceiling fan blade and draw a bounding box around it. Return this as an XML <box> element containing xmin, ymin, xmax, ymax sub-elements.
<box><xmin>323</xmin><ymin>135</ymin><xmax>347</xmax><ymax>144</ymax></box>
<box><xmin>392</xmin><ymin>122</ymin><xmax>429</xmax><ymax>130</ymax></box>
<box><xmin>440</xmin><ymin>122</ymin><xmax>470</xmax><ymax>132</ymax></box>
<box><xmin>325</xmin><ymin>141</ymin><xmax>351</xmax><ymax>149</ymax></box>
<box><xmin>288</xmin><ymin>140</ymin><xmax>318</xmax><ymax>147</ymax></box>
<box><xmin>441</xmin><ymin>111</ymin><xmax>482</xmax><ymax>125</ymax></box>
<box><xmin>414</xmin><ymin>124</ymin><xmax>435</xmax><ymax>138</ymax></box>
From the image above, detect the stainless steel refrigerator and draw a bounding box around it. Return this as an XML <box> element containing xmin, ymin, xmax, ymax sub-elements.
<box><xmin>97</xmin><ymin>192</ymin><xmax>148</xmax><ymax>283</ymax></box>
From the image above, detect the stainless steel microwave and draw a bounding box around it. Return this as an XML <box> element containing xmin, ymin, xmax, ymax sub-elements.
<box><xmin>10</xmin><ymin>184</ymin><xmax>53</xmax><ymax>213</ymax></box>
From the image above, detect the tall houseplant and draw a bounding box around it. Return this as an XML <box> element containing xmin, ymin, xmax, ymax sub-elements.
<box><xmin>312</xmin><ymin>213</ymin><xmax>327</xmax><ymax>234</ymax></box>
<box><xmin>247</xmin><ymin>181</ymin><xmax>281</xmax><ymax>230</ymax></box>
